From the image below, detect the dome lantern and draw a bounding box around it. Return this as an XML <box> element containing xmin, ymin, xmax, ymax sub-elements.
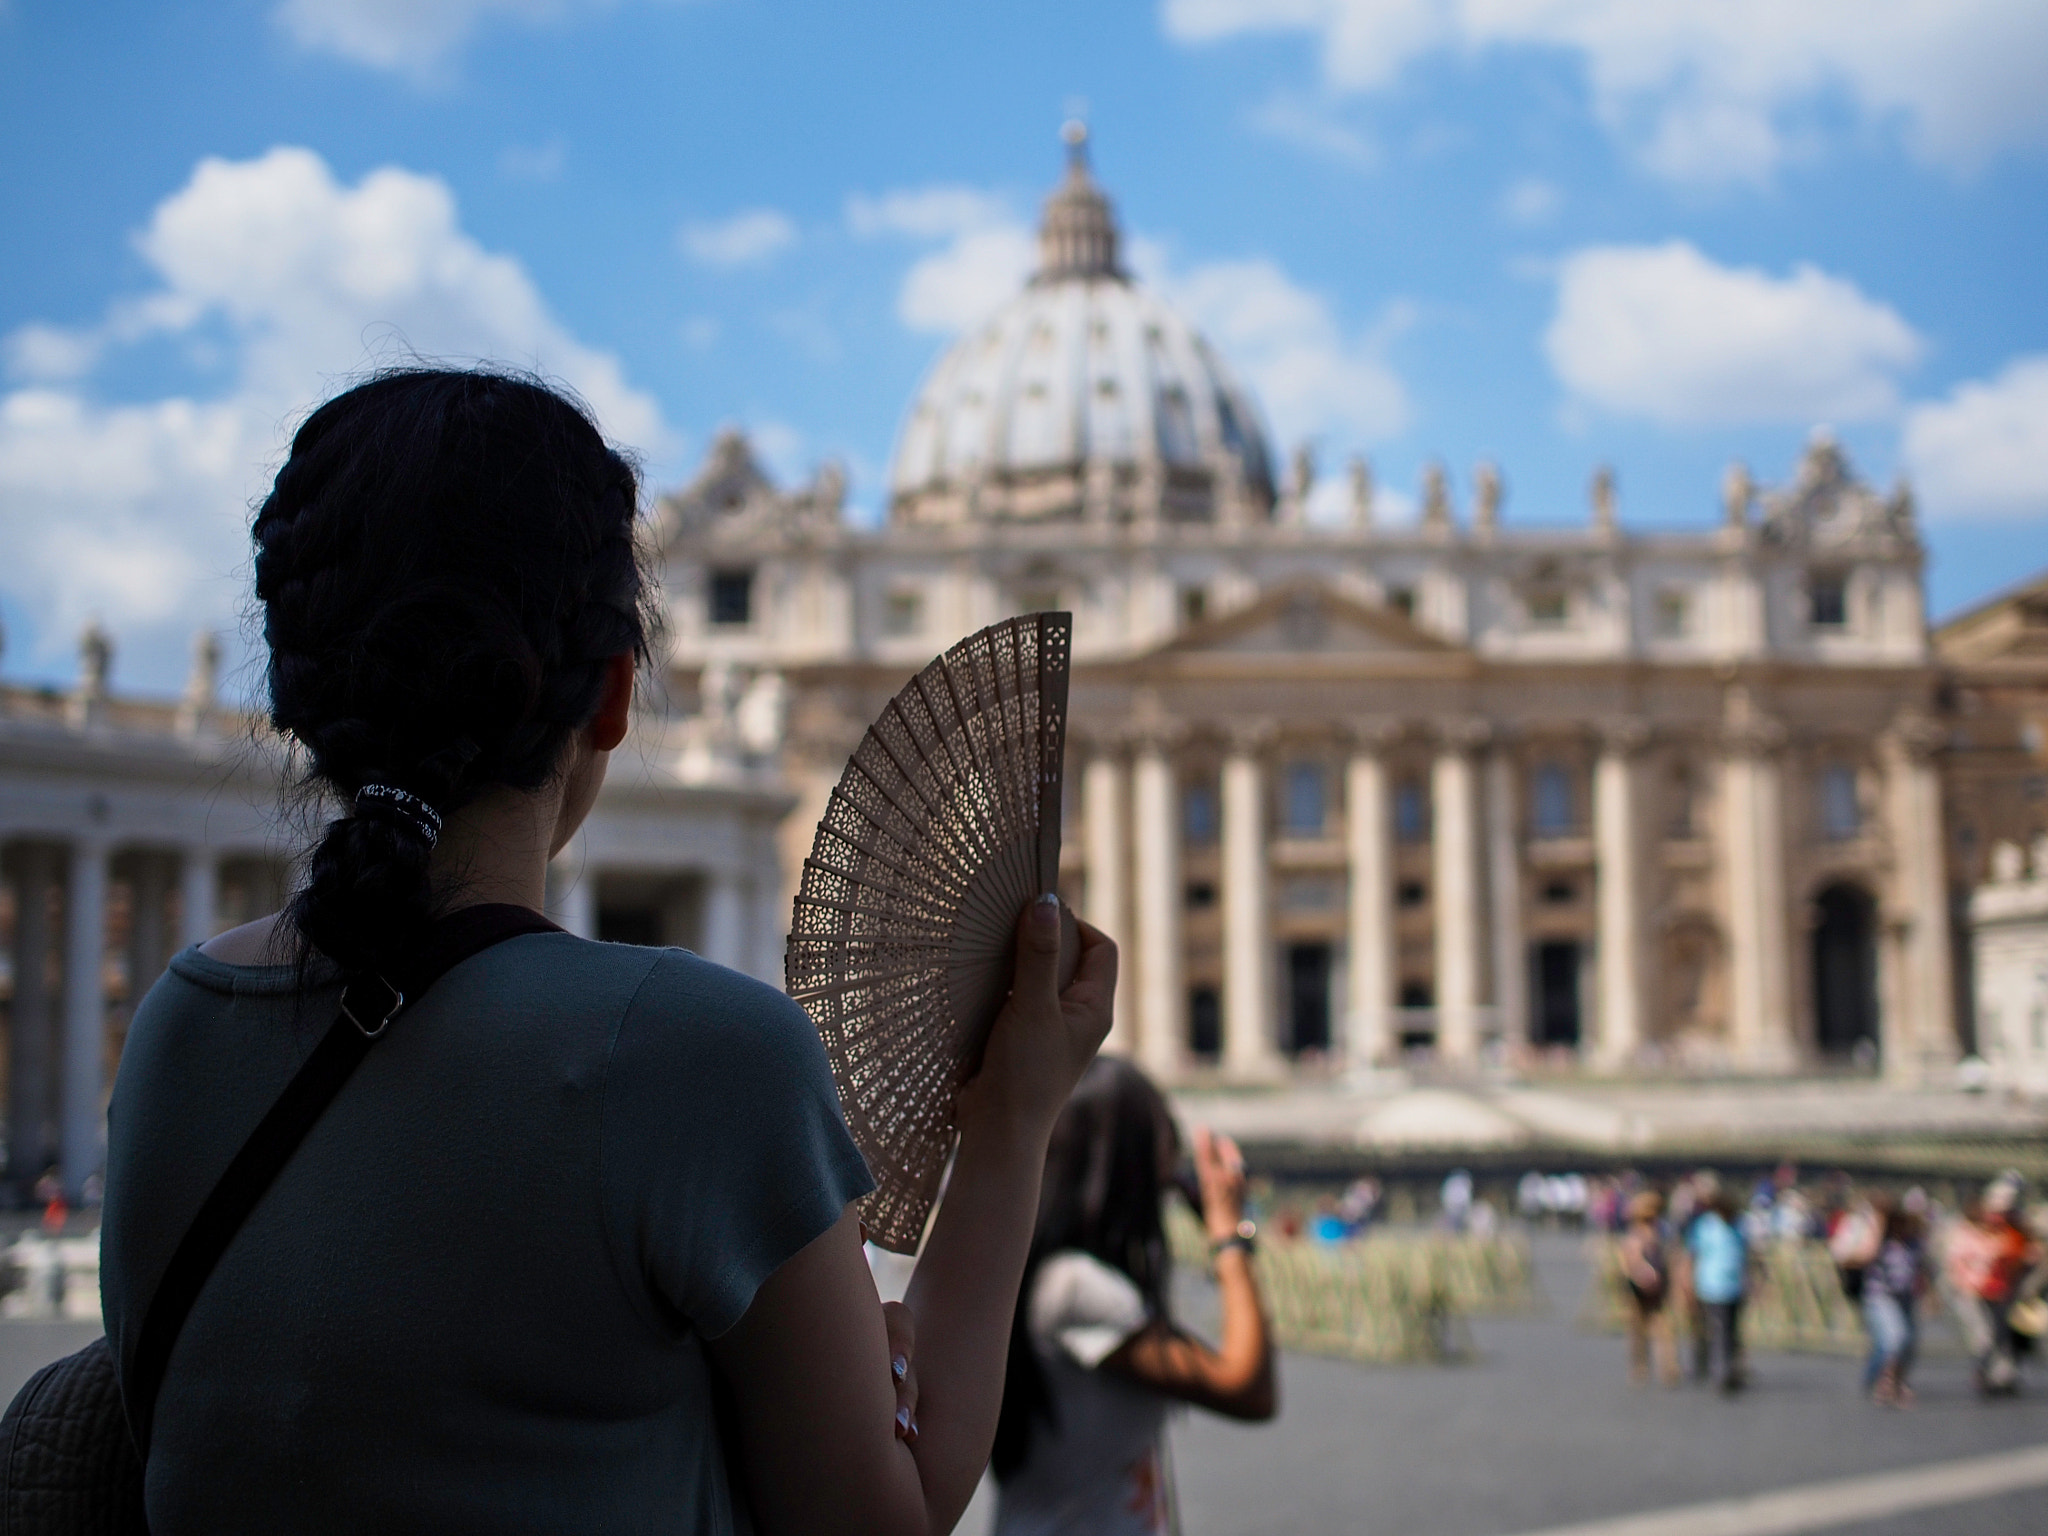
<box><xmin>1034</xmin><ymin>121</ymin><xmax>1122</xmax><ymax>283</ymax></box>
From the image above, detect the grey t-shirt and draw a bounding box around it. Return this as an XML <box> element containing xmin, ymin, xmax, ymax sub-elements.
<box><xmin>100</xmin><ymin>933</ymin><xmax>874</xmax><ymax>1535</ymax></box>
<box><xmin>993</xmin><ymin>1251</ymin><xmax>1173</xmax><ymax>1536</ymax></box>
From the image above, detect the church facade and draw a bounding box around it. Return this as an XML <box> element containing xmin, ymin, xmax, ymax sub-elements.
<box><xmin>660</xmin><ymin>133</ymin><xmax>1966</xmax><ymax>1088</ymax></box>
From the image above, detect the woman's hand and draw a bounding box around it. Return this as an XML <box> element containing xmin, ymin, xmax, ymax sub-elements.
<box><xmin>883</xmin><ymin>1301</ymin><xmax>919</xmax><ymax>1444</ymax></box>
<box><xmin>956</xmin><ymin>896</ymin><xmax>1116</xmax><ymax>1141</ymax></box>
<box><xmin>1194</xmin><ymin>1127</ymin><xmax>1248</xmax><ymax>1246</ymax></box>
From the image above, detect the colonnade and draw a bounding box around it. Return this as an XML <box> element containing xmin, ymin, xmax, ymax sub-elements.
<box><xmin>0</xmin><ymin>839</ymin><xmax>784</xmax><ymax>1204</ymax></box>
<box><xmin>544</xmin><ymin>842</ymin><xmax>785</xmax><ymax>985</ymax></box>
<box><xmin>1072</xmin><ymin>715</ymin><xmax>1953</xmax><ymax>1083</ymax></box>
<box><xmin>5</xmin><ymin>840</ymin><xmax>224</xmax><ymax>1200</ymax></box>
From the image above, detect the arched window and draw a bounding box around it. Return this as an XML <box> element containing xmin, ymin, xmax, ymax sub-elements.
<box><xmin>1182</xmin><ymin>783</ymin><xmax>1219</xmax><ymax>844</ymax></box>
<box><xmin>1284</xmin><ymin>762</ymin><xmax>1325</xmax><ymax>836</ymax></box>
<box><xmin>1531</xmin><ymin>762</ymin><xmax>1575</xmax><ymax>837</ymax></box>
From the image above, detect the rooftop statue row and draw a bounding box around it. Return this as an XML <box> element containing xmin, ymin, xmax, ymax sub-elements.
<box><xmin>661</xmin><ymin>426</ymin><xmax>1920</xmax><ymax>556</ymax></box>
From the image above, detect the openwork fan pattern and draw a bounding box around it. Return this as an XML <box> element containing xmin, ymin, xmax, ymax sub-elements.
<box><xmin>787</xmin><ymin>612</ymin><xmax>1073</xmax><ymax>1253</ymax></box>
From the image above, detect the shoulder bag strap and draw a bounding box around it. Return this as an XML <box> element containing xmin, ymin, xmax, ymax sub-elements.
<box><xmin>124</xmin><ymin>902</ymin><xmax>564</xmax><ymax>1455</ymax></box>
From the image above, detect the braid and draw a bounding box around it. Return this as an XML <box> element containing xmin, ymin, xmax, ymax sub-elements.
<box><xmin>257</xmin><ymin>368</ymin><xmax>658</xmax><ymax>980</ymax></box>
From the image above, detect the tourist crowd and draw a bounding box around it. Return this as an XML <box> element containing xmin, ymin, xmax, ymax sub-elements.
<box><xmin>1583</xmin><ymin>1164</ymin><xmax>2048</xmax><ymax>1403</ymax></box>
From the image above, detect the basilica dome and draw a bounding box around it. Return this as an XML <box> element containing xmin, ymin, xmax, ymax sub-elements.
<box><xmin>887</xmin><ymin>128</ymin><xmax>1275</xmax><ymax>527</ymax></box>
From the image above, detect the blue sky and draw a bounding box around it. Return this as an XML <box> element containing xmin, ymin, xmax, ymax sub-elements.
<box><xmin>2</xmin><ymin>0</ymin><xmax>2046</xmax><ymax>693</ymax></box>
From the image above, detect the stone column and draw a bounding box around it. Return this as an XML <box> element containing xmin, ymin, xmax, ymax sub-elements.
<box><xmin>127</xmin><ymin>854</ymin><xmax>169</xmax><ymax>1007</ymax></box>
<box><xmin>1222</xmin><ymin>728</ymin><xmax>1283</xmax><ymax>1080</ymax></box>
<box><xmin>178</xmin><ymin>847</ymin><xmax>217</xmax><ymax>950</ymax></box>
<box><xmin>61</xmin><ymin>839</ymin><xmax>109</xmax><ymax>1200</ymax></box>
<box><xmin>751</xmin><ymin>875</ymin><xmax>787</xmax><ymax>986</ymax></box>
<box><xmin>1722</xmin><ymin>698</ymin><xmax>1795</xmax><ymax>1068</ymax></box>
<box><xmin>547</xmin><ymin>836</ymin><xmax>598</xmax><ymax>940</ymax></box>
<box><xmin>1882</xmin><ymin>719</ymin><xmax>1956</xmax><ymax>1082</ymax></box>
<box><xmin>1432</xmin><ymin>723</ymin><xmax>1486</xmax><ymax>1063</ymax></box>
<box><xmin>702</xmin><ymin>869</ymin><xmax>746</xmax><ymax>971</ymax></box>
<box><xmin>1345</xmin><ymin>734</ymin><xmax>1395</xmax><ymax>1066</ymax></box>
<box><xmin>1593</xmin><ymin>723</ymin><xmax>1650</xmax><ymax>1070</ymax></box>
<box><xmin>7</xmin><ymin>845</ymin><xmax>59</xmax><ymax>1199</ymax></box>
<box><xmin>1484</xmin><ymin>747</ymin><xmax>1526</xmax><ymax>1049</ymax></box>
<box><xmin>1082</xmin><ymin>748</ymin><xmax>1133</xmax><ymax>1055</ymax></box>
<box><xmin>1131</xmin><ymin>736</ymin><xmax>1184</xmax><ymax>1082</ymax></box>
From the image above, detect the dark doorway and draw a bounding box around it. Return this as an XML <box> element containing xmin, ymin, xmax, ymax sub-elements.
<box><xmin>1813</xmin><ymin>883</ymin><xmax>1878</xmax><ymax>1056</ymax></box>
<box><xmin>1533</xmin><ymin>941</ymin><xmax>1581</xmax><ymax>1047</ymax></box>
<box><xmin>1188</xmin><ymin>987</ymin><xmax>1221</xmax><ymax>1059</ymax></box>
<box><xmin>1397</xmin><ymin>981</ymin><xmax>1434</xmax><ymax>1050</ymax></box>
<box><xmin>1286</xmin><ymin>944</ymin><xmax>1332</xmax><ymax>1055</ymax></box>
<box><xmin>598</xmin><ymin>906</ymin><xmax>663</xmax><ymax>947</ymax></box>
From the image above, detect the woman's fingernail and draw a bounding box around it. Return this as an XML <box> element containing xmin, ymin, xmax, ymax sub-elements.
<box><xmin>1033</xmin><ymin>891</ymin><xmax>1059</xmax><ymax>926</ymax></box>
<box><xmin>907</xmin><ymin>1414</ymin><xmax>919</xmax><ymax>1443</ymax></box>
<box><xmin>892</xmin><ymin>1353</ymin><xmax>908</xmax><ymax>1383</ymax></box>
<box><xmin>895</xmin><ymin>1406</ymin><xmax>912</xmax><ymax>1434</ymax></box>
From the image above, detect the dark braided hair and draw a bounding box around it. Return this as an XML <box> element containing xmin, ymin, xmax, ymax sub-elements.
<box><xmin>253</xmin><ymin>367</ymin><xmax>657</xmax><ymax>979</ymax></box>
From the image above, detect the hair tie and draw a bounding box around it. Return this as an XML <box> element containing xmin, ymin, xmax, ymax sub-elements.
<box><xmin>354</xmin><ymin>782</ymin><xmax>443</xmax><ymax>849</ymax></box>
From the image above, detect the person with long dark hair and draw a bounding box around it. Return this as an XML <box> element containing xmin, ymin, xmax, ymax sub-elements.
<box><xmin>97</xmin><ymin>368</ymin><xmax>1116</xmax><ymax>1535</ymax></box>
<box><xmin>991</xmin><ymin>1057</ymin><xmax>1275</xmax><ymax>1535</ymax></box>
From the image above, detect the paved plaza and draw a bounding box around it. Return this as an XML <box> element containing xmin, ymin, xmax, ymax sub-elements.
<box><xmin>1162</xmin><ymin>1234</ymin><xmax>2048</xmax><ymax>1536</ymax></box>
<box><xmin>4</xmin><ymin>1233</ymin><xmax>2043</xmax><ymax>1534</ymax></box>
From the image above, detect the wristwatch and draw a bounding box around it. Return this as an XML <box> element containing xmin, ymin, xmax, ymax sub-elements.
<box><xmin>1210</xmin><ymin>1218</ymin><xmax>1258</xmax><ymax>1258</ymax></box>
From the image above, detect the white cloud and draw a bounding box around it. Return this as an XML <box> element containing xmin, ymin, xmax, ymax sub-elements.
<box><xmin>0</xmin><ymin>146</ymin><xmax>669</xmax><ymax>687</ymax></box>
<box><xmin>1902</xmin><ymin>356</ymin><xmax>2048</xmax><ymax>521</ymax></box>
<box><xmin>1247</xmin><ymin>95</ymin><xmax>1379</xmax><ymax>168</ymax></box>
<box><xmin>498</xmin><ymin>139</ymin><xmax>566</xmax><ymax>182</ymax></box>
<box><xmin>1498</xmin><ymin>175</ymin><xmax>1561</xmax><ymax>226</ymax></box>
<box><xmin>845</xmin><ymin>187</ymin><xmax>1015</xmax><ymax>241</ymax></box>
<box><xmin>897</xmin><ymin>230</ymin><xmax>1037</xmax><ymax>334</ymax></box>
<box><xmin>678</xmin><ymin>208</ymin><xmax>798</xmax><ymax>269</ymax></box>
<box><xmin>4</xmin><ymin>323</ymin><xmax>102</xmax><ymax>383</ymax></box>
<box><xmin>1161</xmin><ymin>0</ymin><xmax>2048</xmax><ymax>185</ymax></box>
<box><xmin>273</xmin><ymin>0</ymin><xmax>682</xmax><ymax>81</ymax></box>
<box><xmin>1544</xmin><ymin>241</ymin><xmax>1921</xmax><ymax>427</ymax></box>
<box><xmin>846</xmin><ymin>187</ymin><xmax>1035</xmax><ymax>334</ymax></box>
<box><xmin>1140</xmin><ymin>246</ymin><xmax>1411</xmax><ymax>448</ymax></box>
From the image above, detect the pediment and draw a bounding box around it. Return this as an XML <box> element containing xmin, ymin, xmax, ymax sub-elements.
<box><xmin>1154</xmin><ymin>582</ymin><xmax>1458</xmax><ymax>659</ymax></box>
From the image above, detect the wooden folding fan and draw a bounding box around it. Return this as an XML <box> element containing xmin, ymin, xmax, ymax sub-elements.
<box><xmin>786</xmin><ymin>611</ymin><xmax>1077</xmax><ymax>1253</ymax></box>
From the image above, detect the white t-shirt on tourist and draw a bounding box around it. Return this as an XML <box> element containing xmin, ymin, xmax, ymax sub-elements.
<box><xmin>992</xmin><ymin>1250</ymin><xmax>1174</xmax><ymax>1536</ymax></box>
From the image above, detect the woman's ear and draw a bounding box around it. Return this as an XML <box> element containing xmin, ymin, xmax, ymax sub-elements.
<box><xmin>588</xmin><ymin>651</ymin><xmax>634</xmax><ymax>752</ymax></box>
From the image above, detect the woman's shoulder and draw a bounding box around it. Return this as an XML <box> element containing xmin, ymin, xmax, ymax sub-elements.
<box><xmin>614</xmin><ymin>945</ymin><xmax>818</xmax><ymax>1058</ymax></box>
<box><xmin>600</xmin><ymin>945</ymin><xmax>846</xmax><ymax>1138</ymax></box>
